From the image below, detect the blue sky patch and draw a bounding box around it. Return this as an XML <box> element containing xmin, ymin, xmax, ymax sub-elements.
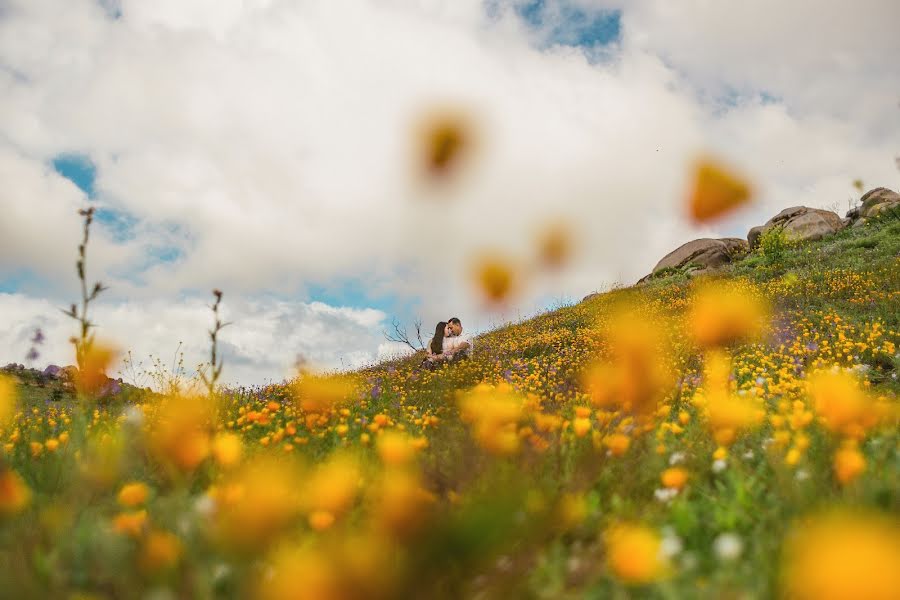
<box><xmin>95</xmin><ymin>207</ymin><xmax>138</xmax><ymax>242</ymax></box>
<box><xmin>52</xmin><ymin>153</ymin><xmax>96</xmax><ymax>198</ymax></box>
<box><xmin>487</xmin><ymin>0</ymin><xmax>621</xmax><ymax>48</ymax></box>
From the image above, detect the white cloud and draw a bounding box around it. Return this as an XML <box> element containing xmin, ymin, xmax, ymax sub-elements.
<box><xmin>0</xmin><ymin>292</ymin><xmax>386</xmax><ymax>386</ymax></box>
<box><xmin>1</xmin><ymin>0</ymin><xmax>898</xmax><ymax>383</ymax></box>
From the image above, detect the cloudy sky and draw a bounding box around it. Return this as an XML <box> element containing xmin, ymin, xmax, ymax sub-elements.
<box><xmin>2</xmin><ymin>0</ymin><xmax>898</xmax><ymax>385</ymax></box>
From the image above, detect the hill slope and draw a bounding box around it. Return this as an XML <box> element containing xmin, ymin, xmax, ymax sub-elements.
<box><xmin>1</xmin><ymin>215</ymin><xmax>898</xmax><ymax>598</ymax></box>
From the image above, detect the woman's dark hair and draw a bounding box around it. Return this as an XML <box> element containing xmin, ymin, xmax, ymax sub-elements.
<box><xmin>430</xmin><ymin>321</ymin><xmax>447</xmax><ymax>354</ymax></box>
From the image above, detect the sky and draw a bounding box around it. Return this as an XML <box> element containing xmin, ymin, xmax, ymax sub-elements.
<box><xmin>1</xmin><ymin>0</ymin><xmax>899</xmax><ymax>385</ymax></box>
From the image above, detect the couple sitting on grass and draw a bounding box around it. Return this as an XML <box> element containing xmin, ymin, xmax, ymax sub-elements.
<box><xmin>422</xmin><ymin>317</ymin><xmax>472</xmax><ymax>369</ymax></box>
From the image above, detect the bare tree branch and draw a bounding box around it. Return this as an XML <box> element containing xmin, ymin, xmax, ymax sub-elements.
<box><xmin>383</xmin><ymin>317</ymin><xmax>426</xmax><ymax>352</ymax></box>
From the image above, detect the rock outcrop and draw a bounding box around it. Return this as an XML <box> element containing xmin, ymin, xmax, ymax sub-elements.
<box><xmin>856</xmin><ymin>187</ymin><xmax>900</xmax><ymax>221</ymax></box>
<box><xmin>650</xmin><ymin>237</ymin><xmax>748</xmax><ymax>277</ymax></box>
<box><xmin>747</xmin><ymin>206</ymin><xmax>844</xmax><ymax>248</ymax></box>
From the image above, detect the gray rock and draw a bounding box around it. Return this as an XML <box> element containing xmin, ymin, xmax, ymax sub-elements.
<box><xmin>43</xmin><ymin>364</ymin><xmax>63</xmax><ymax>378</ymax></box>
<box><xmin>748</xmin><ymin>206</ymin><xmax>843</xmax><ymax>248</ymax></box>
<box><xmin>859</xmin><ymin>187</ymin><xmax>900</xmax><ymax>218</ymax></box>
<box><xmin>652</xmin><ymin>237</ymin><xmax>748</xmax><ymax>274</ymax></box>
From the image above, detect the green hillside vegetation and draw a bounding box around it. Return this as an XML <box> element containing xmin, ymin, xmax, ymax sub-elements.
<box><xmin>1</xmin><ymin>212</ymin><xmax>898</xmax><ymax>599</ymax></box>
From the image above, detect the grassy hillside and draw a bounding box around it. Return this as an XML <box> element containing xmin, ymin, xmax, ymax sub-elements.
<box><xmin>1</xmin><ymin>216</ymin><xmax>898</xmax><ymax>599</ymax></box>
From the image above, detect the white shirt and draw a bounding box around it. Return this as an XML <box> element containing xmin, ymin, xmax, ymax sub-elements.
<box><xmin>443</xmin><ymin>332</ymin><xmax>473</xmax><ymax>356</ymax></box>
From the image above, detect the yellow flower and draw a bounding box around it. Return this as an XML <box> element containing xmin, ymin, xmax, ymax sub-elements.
<box><xmin>0</xmin><ymin>469</ymin><xmax>31</xmax><ymax>516</ymax></box>
<box><xmin>75</xmin><ymin>340</ymin><xmax>119</xmax><ymax>396</ymax></box>
<box><xmin>300</xmin><ymin>454</ymin><xmax>360</xmax><ymax>519</ymax></box>
<box><xmin>0</xmin><ymin>375</ymin><xmax>16</xmax><ymax>427</ymax></box>
<box><xmin>147</xmin><ymin>394</ymin><xmax>214</xmax><ymax>473</ymax></box>
<box><xmin>833</xmin><ymin>444</ymin><xmax>866</xmax><ymax>485</ymax></box>
<box><xmin>687</xmin><ymin>157</ymin><xmax>753</xmax><ymax>223</ymax></box>
<box><xmin>112</xmin><ymin>510</ymin><xmax>148</xmax><ymax>538</ymax></box>
<box><xmin>689</xmin><ymin>282</ymin><xmax>767</xmax><ymax>348</ymax></box>
<box><xmin>258</xmin><ymin>545</ymin><xmax>343</xmax><ymax>600</ymax></box>
<box><xmin>413</xmin><ymin>106</ymin><xmax>478</xmax><ymax>181</ymax></box>
<box><xmin>808</xmin><ymin>369</ymin><xmax>878</xmax><ymax>438</ymax></box>
<box><xmin>782</xmin><ymin>511</ymin><xmax>900</xmax><ymax>600</ymax></box>
<box><xmin>535</xmin><ymin>221</ymin><xmax>575</xmax><ymax>270</ymax></box>
<box><xmin>212</xmin><ymin>432</ymin><xmax>243</xmax><ymax>468</ymax></box>
<box><xmin>458</xmin><ymin>383</ymin><xmax>525</xmax><ymax>455</ymax></box>
<box><xmin>138</xmin><ymin>530</ymin><xmax>182</xmax><ymax>574</ymax></box>
<box><xmin>471</xmin><ymin>252</ymin><xmax>519</xmax><ymax>305</ymax></box>
<box><xmin>582</xmin><ymin>312</ymin><xmax>674</xmax><ymax>418</ymax></box>
<box><xmin>572</xmin><ymin>417</ymin><xmax>591</xmax><ymax>438</ymax></box>
<box><xmin>604</xmin><ymin>434</ymin><xmax>631</xmax><ymax>456</ymax></box>
<box><xmin>605</xmin><ymin>523</ymin><xmax>667</xmax><ymax>584</ymax></box>
<box><xmin>377</xmin><ymin>431</ymin><xmax>417</xmax><ymax>467</ymax></box>
<box><xmin>661</xmin><ymin>467</ymin><xmax>688</xmax><ymax>490</ymax></box>
<box><xmin>117</xmin><ymin>482</ymin><xmax>149</xmax><ymax>507</ymax></box>
<box><xmin>293</xmin><ymin>375</ymin><xmax>354</xmax><ymax>415</ymax></box>
<box><xmin>210</xmin><ymin>457</ymin><xmax>303</xmax><ymax>551</ymax></box>
<box><xmin>308</xmin><ymin>510</ymin><xmax>335</xmax><ymax>531</ymax></box>
<box><xmin>375</xmin><ymin>469</ymin><xmax>435</xmax><ymax>540</ymax></box>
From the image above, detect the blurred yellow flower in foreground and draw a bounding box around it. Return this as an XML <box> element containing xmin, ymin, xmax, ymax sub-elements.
<box><xmin>687</xmin><ymin>158</ymin><xmax>753</xmax><ymax>223</ymax></box>
<box><xmin>583</xmin><ymin>312</ymin><xmax>674</xmax><ymax>418</ymax></box>
<box><xmin>782</xmin><ymin>511</ymin><xmax>900</xmax><ymax>600</ymax></box>
<box><xmin>458</xmin><ymin>383</ymin><xmax>525</xmax><ymax>455</ymax></box>
<box><xmin>535</xmin><ymin>221</ymin><xmax>575</xmax><ymax>270</ymax></box>
<box><xmin>0</xmin><ymin>469</ymin><xmax>31</xmax><ymax>516</ymax></box>
<box><xmin>605</xmin><ymin>523</ymin><xmax>668</xmax><ymax>584</ymax></box>
<box><xmin>259</xmin><ymin>545</ymin><xmax>344</xmax><ymax>600</ymax></box>
<box><xmin>413</xmin><ymin>107</ymin><xmax>478</xmax><ymax>181</ymax></box>
<box><xmin>210</xmin><ymin>457</ymin><xmax>303</xmax><ymax>551</ymax></box>
<box><xmin>212</xmin><ymin>432</ymin><xmax>243</xmax><ymax>468</ymax></box>
<box><xmin>300</xmin><ymin>454</ymin><xmax>360</xmax><ymax>520</ymax></box>
<box><xmin>377</xmin><ymin>431</ymin><xmax>418</xmax><ymax>467</ymax></box>
<box><xmin>293</xmin><ymin>376</ymin><xmax>355</xmax><ymax>415</ymax></box>
<box><xmin>808</xmin><ymin>369</ymin><xmax>880</xmax><ymax>439</ymax></box>
<box><xmin>138</xmin><ymin>530</ymin><xmax>182</xmax><ymax>575</ymax></box>
<box><xmin>689</xmin><ymin>281</ymin><xmax>767</xmax><ymax>348</ymax></box>
<box><xmin>471</xmin><ymin>252</ymin><xmax>519</xmax><ymax>306</ymax></box>
<box><xmin>75</xmin><ymin>341</ymin><xmax>119</xmax><ymax>396</ymax></box>
<box><xmin>697</xmin><ymin>351</ymin><xmax>763</xmax><ymax>447</ymax></box>
<box><xmin>147</xmin><ymin>395</ymin><xmax>215</xmax><ymax>473</ymax></box>
<box><xmin>117</xmin><ymin>482</ymin><xmax>149</xmax><ymax>507</ymax></box>
<box><xmin>375</xmin><ymin>468</ymin><xmax>435</xmax><ymax>539</ymax></box>
<box><xmin>0</xmin><ymin>374</ymin><xmax>16</xmax><ymax>427</ymax></box>
<box><xmin>833</xmin><ymin>443</ymin><xmax>866</xmax><ymax>485</ymax></box>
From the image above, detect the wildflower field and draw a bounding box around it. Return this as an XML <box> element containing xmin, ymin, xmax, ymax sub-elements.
<box><xmin>1</xmin><ymin>214</ymin><xmax>899</xmax><ymax>599</ymax></box>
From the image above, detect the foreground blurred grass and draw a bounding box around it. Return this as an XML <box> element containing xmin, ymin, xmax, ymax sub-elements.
<box><xmin>1</xmin><ymin>217</ymin><xmax>898</xmax><ymax>599</ymax></box>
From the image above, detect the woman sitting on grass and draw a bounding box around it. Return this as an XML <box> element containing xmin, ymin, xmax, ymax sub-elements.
<box><xmin>422</xmin><ymin>318</ymin><xmax>471</xmax><ymax>369</ymax></box>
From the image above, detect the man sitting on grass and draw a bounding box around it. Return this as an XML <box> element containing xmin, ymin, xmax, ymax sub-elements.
<box><xmin>422</xmin><ymin>317</ymin><xmax>472</xmax><ymax>369</ymax></box>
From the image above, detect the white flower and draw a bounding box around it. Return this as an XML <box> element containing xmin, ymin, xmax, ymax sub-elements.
<box><xmin>795</xmin><ymin>469</ymin><xmax>810</xmax><ymax>481</ymax></box>
<box><xmin>681</xmin><ymin>552</ymin><xmax>698</xmax><ymax>570</ymax></box>
<box><xmin>123</xmin><ymin>405</ymin><xmax>144</xmax><ymax>427</ymax></box>
<box><xmin>755</xmin><ymin>376</ymin><xmax>766</xmax><ymax>386</ymax></box>
<box><xmin>194</xmin><ymin>494</ymin><xmax>216</xmax><ymax>517</ymax></box>
<box><xmin>654</xmin><ymin>488</ymin><xmax>678</xmax><ymax>503</ymax></box>
<box><xmin>712</xmin><ymin>459</ymin><xmax>727</xmax><ymax>473</ymax></box>
<box><xmin>212</xmin><ymin>563</ymin><xmax>231</xmax><ymax>583</ymax></box>
<box><xmin>713</xmin><ymin>533</ymin><xmax>744</xmax><ymax>561</ymax></box>
<box><xmin>660</xmin><ymin>532</ymin><xmax>683</xmax><ymax>559</ymax></box>
<box><xmin>668</xmin><ymin>451</ymin><xmax>686</xmax><ymax>466</ymax></box>
<box><xmin>742</xmin><ymin>450</ymin><xmax>754</xmax><ymax>460</ymax></box>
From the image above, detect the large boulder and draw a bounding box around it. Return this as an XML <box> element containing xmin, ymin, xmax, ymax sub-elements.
<box><xmin>748</xmin><ymin>206</ymin><xmax>843</xmax><ymax>248</ymax></box>
<box><xmin>652</xmin><ymin>237</ymin><xmax>748</xmax><ymax>274</ymax></box>
<box><xmin>859</xmin><ymin>187</ymin><xmax>900</xmax><ymax>218</ymax></box>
